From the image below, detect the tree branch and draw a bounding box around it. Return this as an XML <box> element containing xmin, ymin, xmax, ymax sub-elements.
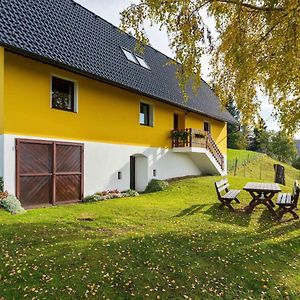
<box><xmin>211</xmin><ymin>0</ymin><xmax>283</xmax><ymax>12</ymax></box>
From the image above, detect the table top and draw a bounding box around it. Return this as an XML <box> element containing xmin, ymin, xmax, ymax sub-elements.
<box><xmin>243</xmin><ymin>182</ymin><xmax>281</xmax><ymax>193</ymax></box>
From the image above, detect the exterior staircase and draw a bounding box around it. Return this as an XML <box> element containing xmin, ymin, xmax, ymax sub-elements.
<box><xmin>171</xmin><ymin>128</ymin><xmax>226</xmax><ymax>176</ymax></box>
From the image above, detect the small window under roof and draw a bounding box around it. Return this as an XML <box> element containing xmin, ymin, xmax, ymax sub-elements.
<box><xmin>122</xmin><ymin>48</ymin><xmax>138</xmax><ymax>64</ymax></box>
<box><xmin>136</xmin><ymin>56</ymin><xmax>150</xmax><ymax>69</ymax></box>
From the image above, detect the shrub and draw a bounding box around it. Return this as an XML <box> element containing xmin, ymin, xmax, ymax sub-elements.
<box><xmin>83</xmin><ymin>189</ymin><xmax>139</xmax><ymax>203</ymax></box>
<box><xmin>122</xmin><ymin>189</ymin><xmax>139</xmax><ymax>197</ymax></box>
<box><xmin>0</xmin><ymin>177</ymin><xmax>3</xmax><ymax>192</ymax></box>
<box><xmin>145</xmin><ymin>179</ymin><xmax>168</xmax><ymax>193</ymax></box>
<box><xmin>83</xmin><ymin>194</ymin><xmax>104</xmax><ymax>203</ymax></box>
<box><xmin>0</xmin><ymin>194</ymin><xmax>25</xmax><ymax>214</ymax></box>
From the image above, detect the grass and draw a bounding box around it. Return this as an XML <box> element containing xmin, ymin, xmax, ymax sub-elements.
<box><xmin>228</xmin><ymin>149</ymin><xmax>300</xmax><ymax>187</ymax></box>
<box><xmin>1</xmin><ymin>175</ymin><xmax>300</xmax><ymax>299</ymax></box>
<box><xmin>227</xmin><ymin>149</ymin><xmax>262</xmax><ymax>172</ymax></box>
<box><xmin>227</xmin><ymin>149</ymin><xmax>261</xmax><ymax>163</ymax></box>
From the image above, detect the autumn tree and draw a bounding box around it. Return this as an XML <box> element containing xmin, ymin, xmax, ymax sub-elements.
<box><xmin>120</xmin><ymin>1</ymin><xmax>300</xmax><ymax>133</ymax></box>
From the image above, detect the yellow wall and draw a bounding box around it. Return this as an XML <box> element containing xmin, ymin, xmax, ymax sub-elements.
<box><xmin>0</xmin><ymin>47</ymin><xmax>4</xmax><ymax>134</ymax></box>
<box><xmin>4</xmin><ymin>51</ymin><xmax>227</xmax><ymax>154</ymax></box>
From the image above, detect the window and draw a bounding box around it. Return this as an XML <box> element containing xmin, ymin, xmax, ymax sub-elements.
<box><xmin>121</xmin><ymin>48</ymin><xmax>151</xmax><ymax>69</ymax></box>
<box><xmin>140</xmin><ymin>103</ymin><xmax>150</xmax><ymax>126</ymax></box>
<box><xmin>51</xmin><ymin>76</ymin><xmax>76</xmax><ymax>112</ymax></box>
<box><xmin>153</xmin><ymin>169</ymin><xmax>157</xmax><ymax>177</ymax></box>
<box><xmin>204</xmin><ymin>121</ymin><xmax>211</xmax><ymax>133</ymax></box>
<box><xmin>136</xmin><ymin>56</ymin><xmax>150</xmax><ymax>69</ymax></box>
<box><xmin>122</xmin><ymin>48</ymin><xmax>138</xmax><ymax>64</ymax></box>
<box><xmin>118</xmin><ymin>171</ymin><xmax>122</xmax><ymax>180</ymax></box>
<box><xmin>140</xmin><ymin>103</ymin><xmax>154</xmax><ymax>126</ymax></box>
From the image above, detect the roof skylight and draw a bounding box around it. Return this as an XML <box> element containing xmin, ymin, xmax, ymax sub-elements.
<box><xmin>135</xmin><ymin>56</ymin><xmax>150</xmax><ymax>69</ymax></box>
<box><xmin>122</xmin><ymin>48</ymin><xmax>138</xmax><ymax>64</ymax></box>
<box><xmin>121</xmin><ymin>48</ymin><xmax>151</xmax><ymax>70</ymax></box>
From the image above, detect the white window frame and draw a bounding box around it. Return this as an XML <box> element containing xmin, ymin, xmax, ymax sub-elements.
<box><xmin>139</xmin><ymin>101</ymin><xmax>154</xmax><ymax>127</ymax></box>
<box><xmin>50</xmin><ymin>74</ymin><xmax>78</xmax><ymax>113</ymax></box>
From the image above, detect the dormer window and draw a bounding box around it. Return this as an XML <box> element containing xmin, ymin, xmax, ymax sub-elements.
<box><xmin>122</xmin><ymin>48</ymin><xmax>138</xmax><ymax>64</ymax></box>
<box><xmin>121</xmin><ymin>48</ymin><xmax>151</xmax><ymax>70</ymax></box>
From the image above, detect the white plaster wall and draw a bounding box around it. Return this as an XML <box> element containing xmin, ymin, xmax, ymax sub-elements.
<box><xmin>2</xmin><ymin>134</ymin><xmax>202</xmax><ymax>195</ymax></box>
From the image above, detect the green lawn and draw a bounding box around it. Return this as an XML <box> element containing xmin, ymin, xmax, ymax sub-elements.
<box><xmin>1</xmin><ymin>175</ymin><xmax>300</xmax><ymax>299</ymax></box>
<box><xmin>227</xmin><ymin>149</ymin><xmax>261</xmax><ymax>163</ymax></box>
<box><xmin>228</xmin><ymin>149</ymin><xmax>300</xmax><ymax>186</ymax></box>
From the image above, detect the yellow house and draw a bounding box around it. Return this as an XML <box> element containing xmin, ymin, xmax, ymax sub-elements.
<box><xmin>0</xmin><ymin>0</ymin><xmax>238</xmax><ymax>207</ymax></box>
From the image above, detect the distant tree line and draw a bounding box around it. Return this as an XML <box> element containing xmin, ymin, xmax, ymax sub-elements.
<box><xmin>227</xmin><ymin>99</ymin><xmax>299</xmax><ymax>167</ymax></box>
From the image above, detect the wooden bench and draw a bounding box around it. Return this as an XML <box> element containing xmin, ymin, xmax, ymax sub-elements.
<box><xmin>215</xmin><ymin>178</ymin><xmax>241</xmax><ymax>211</ymax></box>
<box><xmin>276</xmin><ymin>180</ymin><xmax>299</xmax><ymax>220</ymax></box>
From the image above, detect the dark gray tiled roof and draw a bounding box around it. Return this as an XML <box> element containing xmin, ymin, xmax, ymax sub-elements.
<box><xmin>0</xmin><ymin>0</ymin><xmax>238</xmax><ymax>124</ymax></box>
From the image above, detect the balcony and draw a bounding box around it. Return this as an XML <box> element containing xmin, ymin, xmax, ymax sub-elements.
<box><xmin>171</xmin><ymin>128</ymin><xmax>225</xmax><ymax>173</ymax></box>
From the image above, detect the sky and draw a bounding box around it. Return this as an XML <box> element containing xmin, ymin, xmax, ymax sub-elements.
<box><xmin>74</xmin><ymin>0</ymin><xmax>292</xmax><ymax>137</ymax></box>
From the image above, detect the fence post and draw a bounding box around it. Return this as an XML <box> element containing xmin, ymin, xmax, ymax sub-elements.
<box><xmin>260</xmin><ymin>163</ymin><xmax>262</xmax><ymax>180</ymax></box>
<box><xmin>234</xmin><ymin>157</ymin><xmax>238</xmax><ymax>176</ymax></box>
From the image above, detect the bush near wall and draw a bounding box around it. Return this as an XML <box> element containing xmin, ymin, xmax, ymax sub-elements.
<box><xmin>145</xmin><ymin>179</ymin><xmax>169</xmax><ymax>193</ymax></box>
<box><xmin>0</xmin><ymin>192</ymin><xmax>25</xmax><ymax>214</ymax></box>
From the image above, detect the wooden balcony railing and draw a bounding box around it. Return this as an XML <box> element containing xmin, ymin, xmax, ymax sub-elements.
<box><xmin>171</xmin><ymin>128</ymin><xmax>224</xmax><ymax>170</ymax></box>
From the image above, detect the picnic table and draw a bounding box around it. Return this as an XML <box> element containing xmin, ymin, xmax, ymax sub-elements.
<box><xmin>243</xmin><ymin>182</ymin><xmax>281</xmax><ymax>216</ymax></box>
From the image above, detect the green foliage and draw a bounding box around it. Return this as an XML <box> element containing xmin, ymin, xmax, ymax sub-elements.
<box><xmin>226</xmin><ymin>99</ymin><xmax>249</xmax><ymax>149</ymax></box>
<box><xmin>292</xmin><ymin>156</ymin><xmax>300</xmax><ymax>170</ymax></box>
<box><xmin>0</xmin><ymin>194</ymin><xmax>25</xmax><ymax>214</ymax></box>
<box><xmin>171</xmin><ymin>130</ymin><xmax>190</xmax><ymax>142</ymax></box>
<box><xmin>228</xmin><ymin>130</ymin><xmax>249</xmax><ymax>150</ymax></box>
<box><xmin>248</xmin><ymin>117</ymin><xmax>269</xmax><ymax>153</ymax></box>
<box><xmin>121</xmin><ymin>1</ymin><xmax>300</xmax><ymax>133</ymax></box>
<box><xmin>0</xmin><ymin>177</ymin><xmax>3</xmax><ymax>193</ymax></box>
<box><xmin>145</xmin><ymin>179</ymin><xmax>169</xmax><ymax>193</ymax></box>
<box><xmin>267</xmin><ymin>131</ymin><xmax>297</xmax><ymax>164</ymax></box>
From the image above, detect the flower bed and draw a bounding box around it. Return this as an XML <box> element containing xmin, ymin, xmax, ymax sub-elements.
<box><xmin>83</xmin><ymin>189</ymin><xmax>139</xmax><ymax>203</ymax></box>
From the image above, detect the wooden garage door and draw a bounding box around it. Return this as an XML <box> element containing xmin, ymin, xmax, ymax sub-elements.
<box><xmin>16</xmin><ymin>139</ymin><xmax>84</xmax><ymax>207</ymax></box>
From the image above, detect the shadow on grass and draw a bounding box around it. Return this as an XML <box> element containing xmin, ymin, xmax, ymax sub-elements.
<box><xmin>175</xmin><ymin>203</ymin><xmax>251</xmax><ymax>227</ymax></box>
<box><xmin>174</xmin><ymin>204</ymin><xmax>207</xmax><ymax>217</ymax></box>
<box><xmin>0</xmin><ymin>220</ymin><xmax>300</xmax><ymax>299</ymax></box>
<box><xmin>203</xmin><ymin>203</ymin><xmax>251</xmax><ymax>227</ymax></box>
